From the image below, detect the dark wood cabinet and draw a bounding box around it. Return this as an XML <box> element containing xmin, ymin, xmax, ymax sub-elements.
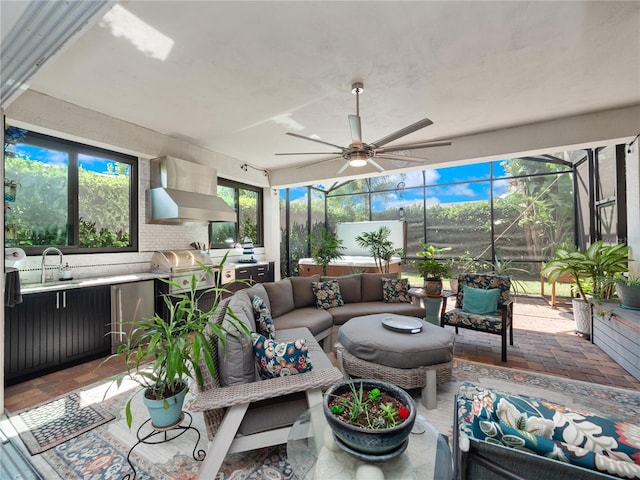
<box><xmin>4</xmin><ymin>285</ymin><xmax>111</xmax><ymax>385</ymax></box>
<box><xmin>230</xmin><ymin>262</ymin><xmax>275</xmax><ymax>292</ymax></box>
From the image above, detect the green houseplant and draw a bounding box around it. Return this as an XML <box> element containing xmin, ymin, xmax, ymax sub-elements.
<box><xmin>355</xmin><ymin>226</ymin><xmax>403</xmax><ymax>274</ymax></box>
<box><xmin>415</xmin><ymin>243</ymin><xmax>452</xmax><ymax>296</ymax></box>
<box><xmin>102</xmin><ymin>254</ymin><xmax>248</xmax><ymax>428</ymax></box>
<box><xmin>309</xmin><ymin>228</ymin><xmax>345</xmax><ymax>275</ymax></box>
<box><xmin>541</xmin><ymin>241</ymin><xmax>629</xmax><ymax>335</ymax></box>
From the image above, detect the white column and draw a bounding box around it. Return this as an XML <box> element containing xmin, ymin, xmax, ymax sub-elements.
<box><xmin>627</xmin><ymin>141</ymin><xmax>640</xmax><ymax>277</ymax></box>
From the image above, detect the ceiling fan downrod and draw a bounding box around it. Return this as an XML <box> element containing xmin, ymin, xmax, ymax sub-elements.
<box><xmin>352</xmin><ymin>82</ymin><xmax>363</xmax><ymax>117</ymax></box>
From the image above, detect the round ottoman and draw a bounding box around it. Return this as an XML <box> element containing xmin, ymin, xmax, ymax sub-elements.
<box><xmin>335</xmin><ymin>314</ymin><xmax>455</xmax><ymax>409</ymax></box>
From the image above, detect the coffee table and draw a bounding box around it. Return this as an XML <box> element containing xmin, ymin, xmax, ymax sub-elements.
<box><xmin>286</xmin><ymin>403</ymin><xmax>452</xmax><ymax>480</ymax></box>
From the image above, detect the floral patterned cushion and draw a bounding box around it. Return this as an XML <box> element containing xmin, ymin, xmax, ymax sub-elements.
<box><xmin>455</xmin><ymin>273</ymin><xmax>511</xmax><ymax>309</ymax></box>
<box><xmin>457</xmin><ymin>382</ymin><xmax>640</xmax><ymax>479</ymax></box>
<box><xmin>252</xmin><ymin>295</ymin><xmax>275</xmax><ymax>339</ymax></box>
<box><xmin>311</xmin><ymin>279</ymin><xmax>344</xmax><ymax>309</ymax></box>
<box><xmin>382</xmin><ymin>278</ymin><xmax>412</xmax><ymax>303</ymax></box>
<box><xmin>443</xmin><ymin>309</ymin><xmax>503</xmax><ymax>333</ymax></box>
<box><xmin>251</xmin><ymin>333</ymin><xmax>313</xmax><ymax>379</ymax></box>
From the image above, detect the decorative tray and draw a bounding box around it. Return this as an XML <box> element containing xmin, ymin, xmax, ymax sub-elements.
<box><xmin>381</xmin><ymin>316</ymin><xmax>423</xmax><ymax>334</ymax></box>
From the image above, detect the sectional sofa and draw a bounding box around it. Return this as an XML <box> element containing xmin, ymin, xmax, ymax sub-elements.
<box><xmin>246</xmin><ymin>272</ymin><xmax>425</xmax><ymax>350</ymax></box>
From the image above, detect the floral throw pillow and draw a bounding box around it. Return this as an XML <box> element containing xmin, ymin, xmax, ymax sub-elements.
<box><xmin>311</xmin><ymin>279</ymin><xmax>344</xmax><ymax>309</ymax></box>
<box><xmin>252</xmin><ymin>296</ymin><xmax>275</xmax><ymax>339</ymax></box>
<box><xmin>382</xmin><ymin>278</ymin><xmax>412</xmax><ymax>303</ymax></box>
<box><xmin>251</xmin><ymin>333</ymin><xmax>313</xmax><ymax>379</ymax></box>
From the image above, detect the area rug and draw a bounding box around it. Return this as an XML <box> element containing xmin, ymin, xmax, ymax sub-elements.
<box><xmin>9</xmin><ymin>392</ymin><xmax>115</xmax><ymax>455</ymax></box>
<box><xmin>6</xmin><ymin>360</ymin><xmax>639</xmax><ymax>479</ymax></box>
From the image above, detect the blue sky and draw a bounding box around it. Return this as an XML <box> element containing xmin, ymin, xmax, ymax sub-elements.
<box><xmin>12</xmin><ymin>144</ymin><xmax>121</xmax><ymax>174</ymax></box>
<box><xmin>284</xmin><ymin>160</ymin><xmax>509</xmax><ymax>207</ymax></box>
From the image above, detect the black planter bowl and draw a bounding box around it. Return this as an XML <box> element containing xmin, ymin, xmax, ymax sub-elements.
<box><xmin>323</xmin><ymin>379</ymin><xmax>416</xmax><ymax>458</ymax></box>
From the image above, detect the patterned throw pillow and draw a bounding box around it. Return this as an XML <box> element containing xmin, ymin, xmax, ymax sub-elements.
<box><xmin>382</xmin><ymin>278</ymin><xmax>412</xmax><ymax>303</ymax></box>
<box><xmin>311</xmin><ymin>279</ymin><xmax>344</xmax><ymax>309</ymax></box>
<box><xmin>251</xmin><ymin>333</ymin><xmax>313</xmax><ymax>379</ymax></box>
<box><xmin>252</xmin><ymin>296</ymin><xmax>275</xmax><ymax>339</ymax></box>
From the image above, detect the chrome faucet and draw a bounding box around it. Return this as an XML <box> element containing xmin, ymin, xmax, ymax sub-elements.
<box><xmin>41</xmin><ymin>247</ymin><xmax>64</xmax><ymax>283</ymax></box>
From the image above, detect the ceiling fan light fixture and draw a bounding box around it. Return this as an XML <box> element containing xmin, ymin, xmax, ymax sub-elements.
<box><xmin>349</xmin><ymin>152</ymin><xmax>368</xmax><ymax>167</ymax></box>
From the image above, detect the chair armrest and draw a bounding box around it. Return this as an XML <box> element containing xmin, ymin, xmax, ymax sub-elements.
<box><xmin>190</xmin><ymin>366</ymin><xmax>344</xmax><ymax>411</ymax></box>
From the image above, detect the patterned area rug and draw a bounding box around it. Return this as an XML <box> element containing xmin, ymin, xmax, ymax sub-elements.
<box><xmin>5</xmin><ymin>360</ymin><xmax>639</xmax><ymax>479</ymax></box>
<box><xmin>9</xmin><ymin>392</ymin><xmax>115</xmax><ymax>455</ymax></box>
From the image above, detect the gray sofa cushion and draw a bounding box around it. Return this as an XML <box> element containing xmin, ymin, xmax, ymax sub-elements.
<box><xmin>321</xmin><ymin>274</ymin><xmax>362</xmax><ymax>303</ymax></box>
<box><xmin>243</xmin><ymin>283</ymin><xmax>271</xmax><ymax>313</ymax></box>
<box><xmin>328</xmin><ymin>301</ymin><xmax>424</xmax><ymax>325</ymax></box>
<box><xmin>338</xmin><ymin>314</ymin><xmax>455</xmax><ymax>368</ymax></box>
<box><xmin>263</xmin><ymin>279</ymin><xmax>295</xmax><ymax>318</ymax></box>
<box><xmin>361</xmin><ymin>273</ymin><xmax>398</xmax><ymax>302</ymax></box>
<box><xmin>273</xmin><ymin>307</ymin><xmax>334</xmax><ymax>336</ymax></box>
<box><xmin>217</xmin><ymin>290</ymin><xmax>257</xmax><ymax>386</ymax></box>
<box><xmin>238</xmin><ymin>326</ymin><xmax>329</xmax><ymax>436</ymax></box>
<box><xmin>289</xmin><ymin>274</ymin><xmax>320</xmax><ymax>309</ymax></box>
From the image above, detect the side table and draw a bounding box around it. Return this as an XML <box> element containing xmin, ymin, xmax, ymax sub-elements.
<box><xmin>408</xmin><ymin>288</ymin><xmax>443</xmax><ymax>326</ymax></box>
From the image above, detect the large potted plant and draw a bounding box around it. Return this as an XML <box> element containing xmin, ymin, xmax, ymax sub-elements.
<box><xmin>309</xmin><ymin>228</ymin><xmax>345</xmax><ymax>275</ymax></box>
<box><xmin>355</xmin><ymin>226</ymin><xmax>403</xmax><ymax>274</ymax></box>
<box><xmin>415</xmin><ymin>243</ymin><xmax>452</xmax><ymax>296</ymax></box>
<box><xmin>541</xmin><ymin>242</ymin><xmax>629</xmax><ymax>336</ymax></box>
<box><xmin>323</xmin><ymin>379</ymin><xmax>416</xmax><ymax>461</ymax></box>
<box><xmin>103</xmin><ymin>255</ymin><xmax>248</xmax><ymax>428</ymax></box>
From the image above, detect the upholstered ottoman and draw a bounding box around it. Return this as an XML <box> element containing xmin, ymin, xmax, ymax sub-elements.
<box><xmin>335</xmin><ymin>313</ymin><xmax>455</xmax><ymax>409</ymax></box>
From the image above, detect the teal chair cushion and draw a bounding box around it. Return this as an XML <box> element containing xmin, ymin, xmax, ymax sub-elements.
<box><xmin>462</xmin><ymin>286</ymin><xmax>501</xmax><ymax>315</ymax></box>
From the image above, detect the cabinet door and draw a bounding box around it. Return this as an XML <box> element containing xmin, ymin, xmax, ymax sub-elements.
<box><xmin>4</xmin><ymin>292</ymin><xmax>59</xmax><ymax>383</ymax></box>
<box><xmin>60</xmin><ymin>286</ymin><xmax>111</xmax><ymax>364</ymax></box>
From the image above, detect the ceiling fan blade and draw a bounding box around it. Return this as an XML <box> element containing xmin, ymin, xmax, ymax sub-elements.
<box><xmin>370</xmin><ymin>118</ymin><xmax>434</xmax><ymax>148</ymax></box>
<box><xmin>294</xmin><ymin>156</ymin><xmax>343</xmax><ymax>169</ymax></box>
<box><xmin>286</xmin><ymin>132</ymin><xmax>346</xmax><ymax>151</ymax></box>
<box><xmin>336</xmin><ymin>160</ymin><xmax>351</xmax><ymax>174</ymax></box>
<box><xmin>348</xmin><ymin>115</ymin><xmax>362</xmax><ymax>145</ymax></box>
<box><xmin>367</xmin><ymin>158</ymin><xmax>385</xmax><ymax>172</ymax></box>
<box><xmin>373</xmin><ymin>140</ymin><xmax>452</xmax><ymax>153</ymax></box>
<box><xmin>375</xmin><ymin>153</ymin><xmax>432</xmax><ymax>164</ymax></box>
<box><xmin>275</xmin><ymin>152</ymin><xmax>343</xmax><ymax>155</ymax></box>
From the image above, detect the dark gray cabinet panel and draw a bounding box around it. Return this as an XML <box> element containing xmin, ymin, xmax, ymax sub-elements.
<box><xmin>232</xmin><ymin>262</ymin><xmax>275</xmax><ymax>292</ymax></box>
<box><xmin>4</xmin><ymin>285</ymin><xmax>111</xmax><ymax>385</ymax></box>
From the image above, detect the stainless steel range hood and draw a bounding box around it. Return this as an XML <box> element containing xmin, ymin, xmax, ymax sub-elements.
<box><xmin>147</xmin><ymin>156</ymin><xmax>236</xmax><ymax>224</ymax></box>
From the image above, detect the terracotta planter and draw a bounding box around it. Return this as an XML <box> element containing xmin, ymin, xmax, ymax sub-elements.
<box><xmin>323</xmin><ymin>379</ymin><xmax>416</xmax><ymax>461</ymax></box>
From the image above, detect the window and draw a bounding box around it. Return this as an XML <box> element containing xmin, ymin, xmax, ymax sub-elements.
<box><xmin>210</xmin><ymin>179</ymin><xmax>263</xmax><ymax>248</ymax></box>
<box><xmin>4</xmin><ymin>128</ymin><xmax>137</xmax><ymax>253</ymax></box>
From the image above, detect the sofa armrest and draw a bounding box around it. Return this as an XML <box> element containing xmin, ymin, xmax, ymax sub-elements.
<box><xmin>191</xmin><ymin>366</ymin><xmax>343</xmax><ymax>411</ymax></box>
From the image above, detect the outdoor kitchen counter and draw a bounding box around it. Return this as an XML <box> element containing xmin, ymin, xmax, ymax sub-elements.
<box><xmin>20</xmin><ymin>272</ymin><xmax>169</xmax><ymax>295</ymax></box>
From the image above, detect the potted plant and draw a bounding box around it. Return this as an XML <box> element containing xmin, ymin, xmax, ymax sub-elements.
<box><xmin>102</xmin><ymin>254</ymin><xmax>248</xmax><ymax>428</ymax></box>
<box><xmin>415</xmin><ymin>243</ymin><xmax>452</xmax><ymax>296</ymax></box>
<box><xmin>615</xmin><ymin>274</ymin><xmax>640</xmax><ymax>310</ymax></box>
<box><xmin>309</xmin><ymin>228</ymin><xmax>345</xmax><ymax>275</ymax></box>
<box><xmin>323</xmin><ymin>379</ymin><xmax>416</xmax><ymax>460</ymax></box>
<box><xmin>478</xmin><ymin>257</ymin><xmax>529</xmax><ymax>294</ymax></box>
<box><xmin>541</xmin><ymin>241</ymin><xmax>629</xmax><ymax>336</ymax></box>
<box><xmin>355</xmin><ymin>226</ymin><xmax>403</xmax><ymax>274</ymax></box>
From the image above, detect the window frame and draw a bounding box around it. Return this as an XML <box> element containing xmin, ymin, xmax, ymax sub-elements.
<box><xmin>210</xmin><ymin>178</ymin><xmax>263</xmax><ymax>248</ymax></box>
<box><xmin>5</xmin><ymin>130</ymin><xmax>138</xmax><ymax>254</ymax></box>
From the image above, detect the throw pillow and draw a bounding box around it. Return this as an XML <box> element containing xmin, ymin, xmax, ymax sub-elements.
<box><xmin>462</xmin><ymin>286</ymin><xmax>501</xmax><ymax>315</ymax></box>
<box><xmin>252</xmin><ymin>295</ymin><xmax>275</xmax><ymax>339</ymax></box>
<box><xmin>311</xmin><ymin>279</ymin><xmax>344</xmax><ymax>309</ymax></box>
<box><xmin>251</xmin><ymin>333</ymin><xmax>313</xmax><ymax>379</ymax></box>
<box><xmin>382</xmin><ymin>278</ymin><xmax>412</xmax><ymax>303</ymax></box>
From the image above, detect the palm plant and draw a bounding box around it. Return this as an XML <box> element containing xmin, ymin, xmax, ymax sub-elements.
<box><xmin>310</xmin><ymin>229</ymin><xmax>345</xmax><ymax>275</ymax></box>
<box><xmin>355</xmin><ymin>226</ymin><xmax>403</xmax><ymax>274</ymax></box>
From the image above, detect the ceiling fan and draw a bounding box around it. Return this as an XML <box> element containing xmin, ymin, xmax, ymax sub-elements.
<box><xmin>275</xmin><ymin>82</ymin><xmax>451</xmax><ymax>174</ymax></box>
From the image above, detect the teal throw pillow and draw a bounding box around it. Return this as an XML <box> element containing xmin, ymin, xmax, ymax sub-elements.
<box><xmin>462</xmin><ymin>286</ymin><xmax>500</xmax><ymax>315</ymax></box>
<box><xmin>251</xmin><ymin>333</ymin><xmax>313</xmax><ymax>379</ymax></box>
<box><xmin>252</xmin><ymin>295</ymin><xmax>275</xmax><ymax>339</ymax></box>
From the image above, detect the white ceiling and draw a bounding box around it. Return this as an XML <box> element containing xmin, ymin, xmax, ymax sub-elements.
<box><xmin>6</xmin><ymin>1</ymin><xmax>640</xmax><ymax>182</ymax></box>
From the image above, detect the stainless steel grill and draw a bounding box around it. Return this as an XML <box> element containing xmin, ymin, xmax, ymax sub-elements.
<box><xmin>150</xmin><ymin>250</ymin><xmax>216</xmax><ymax>294</ymax></box>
